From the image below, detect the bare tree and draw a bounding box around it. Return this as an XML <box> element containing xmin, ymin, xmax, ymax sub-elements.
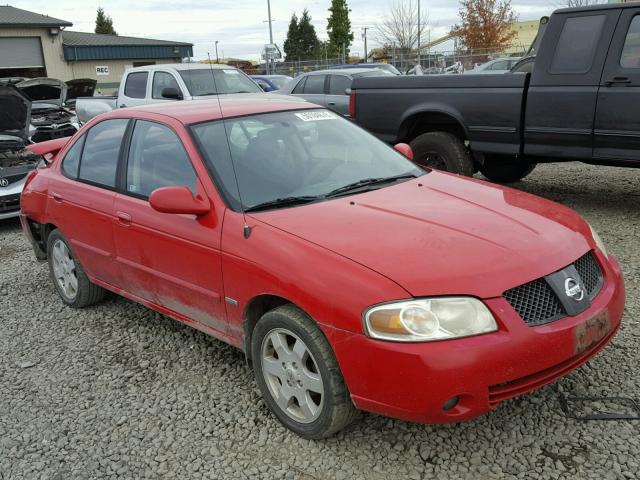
<box><xmin>375</xmin><ymin>0</ymin><xmax>429</xmax><ymax>52</ymax></box>
<box><xmin>563</xmin><ymin>0</ymin><xmax>602</xmax><ymax>7</ymax></box>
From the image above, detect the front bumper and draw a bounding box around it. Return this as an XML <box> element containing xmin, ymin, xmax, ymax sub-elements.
<box><xmin>0</xmin><ymin>178</ymin><xmax>26</xmax><ymax>220</ymax></box>
<box><xmin>326</xmin><ymin>252</ymin><xmax>625</xmax><ymax>424</ymax></box>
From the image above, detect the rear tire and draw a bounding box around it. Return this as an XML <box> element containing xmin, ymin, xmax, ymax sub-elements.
<box><xmin>251</xmin><ymin>304</ymin><xmax>358</xmax><ymax>439</ymax></box>
<box><xmin>47</xmin><ymin>229</ymin><xmax>106</xmax><ymax>308</ymax></box>
<box><xmin>480</xmin><ymin>156</ymin><xmax>536</xmax><ymax>183</ymax></box>
<box><xmin>410</xmin><ymin>131</ymin><xmax>474</xmax><ymax>176</ymax></box>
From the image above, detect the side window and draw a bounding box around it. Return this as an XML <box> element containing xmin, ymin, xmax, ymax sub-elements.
<box><xmin>621</xmin><ymin>15</ymin><xmax>640</xmax><ymax>69</ymax></box>
<box><xmin>126</xmin><ymin>121</ymin><xmax>197</xmax><ymax>198</ymax></box>
<box><xmin>124</xmin><ymin>72</ymin><xmax>148</xmax><ymax>99</ymax></box>
<box><xmin>292</xmin><ymin>77</ymin><xmax>307</xmax><ymax>94</ymax></box>
<box><xmin>303</xmin><ymin>75</ymin><xmax>325</xmax><ymax>94</ymax></box>
<box><xmin>78</xmin><ymin>119</ymin><xmax>128</xmax><ymax>188</ymax></box>
<box><xmin>550</xmin><ymin>15</ymin><xmax>606</xmax><ymax>74</ymax></box>
<box><xmin>328</xmin><ymin>75</ymin><xmax>351</xmax><ymax>95</ymax></box>
<box><xmin>152</xmin><ymin>72</ymin><xmax>180</xmax><ymax>99</ymax></box>
<box><xmin>61</xmin><ymin>135</ymin><xmax>85</xmax><ymax>179</ymax></box>
<box><xmin>490</xmin><ymin>60</ymin><xmax>508</xmax><ymax>70</ymax></box>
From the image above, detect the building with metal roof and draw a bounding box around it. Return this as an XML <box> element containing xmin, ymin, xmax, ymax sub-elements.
<box><xmin>0</xmin><ymin>6</ymin><xmax>193</xmax><ymax>92</ymax></box>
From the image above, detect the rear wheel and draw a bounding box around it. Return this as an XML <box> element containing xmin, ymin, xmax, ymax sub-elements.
<box><xmin>47</xmin><ymin>229</ymin><xmax>106</xmax><ymax>308</ymax></box>
<box><xmin>409</xmin><ymin>131</ymin><xmax>474</xmax><ymax>176</ymax></box>
<box><xmin>480</xmin><ymin>156</ymin><xmax>536</xmax><ymax>183</ymax></box>
<box><xmin>251</xmin><ymin>304</ymin><xmax>357</xmax><ymax>439</ymax></box>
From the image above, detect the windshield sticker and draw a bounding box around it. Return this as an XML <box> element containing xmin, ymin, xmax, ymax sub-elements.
<box><xmin>295</xmin><ymin>111</ymin><xmax>338</xmax><ymax>122</ymax></box>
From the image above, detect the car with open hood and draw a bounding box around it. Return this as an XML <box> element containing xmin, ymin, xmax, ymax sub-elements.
<box><xmin>0</xmin><ymin>84</ymin><xmax>40</xmax><ymax>219</ymax></box>
<box><xmin>19</xmin><ymin>97</ymin><xmax>624</xmax><ymax>438</ymax></box>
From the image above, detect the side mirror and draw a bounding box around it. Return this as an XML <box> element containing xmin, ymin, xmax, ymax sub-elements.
<box><xmin>149</xmin><ymin>185</ymin><xmax>211</xmax><ymax>216</ymax></box>
<box><xmin>393</xmin><ymin>143</ymin><xmax>413</xmax><ymax>160</ymax></box>
<box><xmin>345</xmin><ymin>88</ymin><xmax>352</xmax><ymax>95</ymax></box>
<box><xmin>161</xmin><ymin>87</ymin><xmax>183</xmax><ymax>100</ymax></box>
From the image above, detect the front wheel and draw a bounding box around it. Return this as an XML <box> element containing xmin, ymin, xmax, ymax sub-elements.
<box><xmin>409</xmin><ymin>131</ymin><xmax>474</xmax><ymax>176</ymax></box>
<box><xmin>480</xmin><ymin>156</ymin><xmax>536</xmax><ymax>183</ymax></box>
<box><xmin>251</xmin><ymin>304</ymin><xmax>357</xmax><ymax>439</ymax></box>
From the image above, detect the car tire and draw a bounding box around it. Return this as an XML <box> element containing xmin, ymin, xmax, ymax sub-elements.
<box><xmin>47</xmin><ymin>229</ymin><xmax>105</xmax><ymax>308</ymax></box>
<box><xmin>480</xmin><ymin>156</ymin><xmax>536</xmax><ymax>183</ymax></box>
<box><xmin>410</xmin><ymin>131</ymin><xmax>474</xmax><ymax>176</ymax></box>
<box><xmin>251</xmin><ymin>304</ymin><xmax>358</xmax><ymax>439</ymax></box>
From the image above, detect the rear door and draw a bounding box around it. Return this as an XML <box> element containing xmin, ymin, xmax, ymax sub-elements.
<box><xmin>47</xmin><ymin>118</ymin><xmax>130</xmax><ymax>287</ymax></box>
<box><xmin>112</xmin><ymin>118</ymin><xmax>227</xmax><ymax>334</ymax></box>
<box><xmin>594</xmin><ymin>7</ymin><xmax>640</xmax><ymax>161</ymax></box>
<box><xmin>524</xmin><ymin>10</ymin><xmax>620</xmax><ymax>159</ymax></box>
<box><xmin>119</xmin><ymin>71</ymin><xmax>150</xmax><ymax>108</ymax></box>
<box><xmin>290</xmin><ymin>74</ymin><xmax>326</xmax><ymax>107</ymax></box>
<box><xmin>326</xmin><ymin>74</ymin><xmax>351</xmax><ymax>116</ymax></box>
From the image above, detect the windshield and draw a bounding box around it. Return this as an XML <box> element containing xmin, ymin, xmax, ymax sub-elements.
<box><xmin>178</xmin><ymin>69</ymin><xmax>262</xmax><ymax>96</ymax></box>
<box><xmin>270</xmin><ymin>77</ymin><xmax>291</xmax><ymax>89</ymax></box>
<box><xmin>378</xmin><ymin>64</ymin><xmax>401</xmax><ymax>75</ymax></box>
<box><xmin>192</xmin><ymin>109</ymin><xmax>424</xmax><ymax>211</ymax></box>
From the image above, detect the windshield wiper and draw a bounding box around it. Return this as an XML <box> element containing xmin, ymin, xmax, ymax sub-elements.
<box><xmin>244</xmin><ymin>195</ymin><xmax>320</xmax><ymax>212</ymax></box>
<box><xmin>325</xmin><ymin>173</ymin><xmax>418</xmax><ymax>198</ymax></box>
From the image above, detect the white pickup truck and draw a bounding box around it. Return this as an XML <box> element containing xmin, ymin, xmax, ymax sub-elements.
<box><xmin>76</xmin><ymin>63</ymin><xmax>263</xmax><ymax>124</ymax></box>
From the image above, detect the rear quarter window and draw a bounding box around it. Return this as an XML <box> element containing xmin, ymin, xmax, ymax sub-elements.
<box><xmin>61</xmin><ymin>135</ymin><xmax>85</xmax><ymax>179</ymax></box>
<box><xmin>78</xmin><ymin>119</ymin><xmax>129</xmax><ymax>188</ymax></box>
<box><xmin>550</xmin><ymin>15</ymin><xmax>606</xmax><ymax>74</ymax></box>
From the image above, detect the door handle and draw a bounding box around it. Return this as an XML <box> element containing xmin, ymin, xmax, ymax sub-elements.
<box><xmin>119</xmin><ymin>104</ymin><xmax>128</xmax><ymax>108</ymax></box>
<box><xmin>51</xmin><ymin>192</ymin><xmax>63</xmax><ymax>202</ymax></box>
<box><xmin>116</xmin><ymin>211</ymin><xmax>131</xmax><ymax>226</ymax></box>
<box><xmin>605</xmin><ymin>76</ymin><xmax>632</xmax><ymax>86</ymax></box>
<box><xmin>328</xmin><ymin>101</ymin><xmax>336</xmax><ymax>105</ymax></box>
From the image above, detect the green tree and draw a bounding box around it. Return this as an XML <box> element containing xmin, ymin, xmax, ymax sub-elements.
<box><xmin>283</xmin><ymin>13</ymin><xmax>300</xmax><ymax>62</ymax></box>
<box><xmin>95</xmin><ymin>7</ymin><xmax>117</xmax><ymax>35</ymax></box>
<box><xmin>327</xmin><ymin>0</ymin><xmax>353</xmax><ymax>58</ymax></box>
<box><xmin>297</xmin><ymin>9</ymin><xmax>321</xmax><ymax>60</ymax></box>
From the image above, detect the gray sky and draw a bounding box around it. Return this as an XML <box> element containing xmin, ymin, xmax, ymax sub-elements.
<box><xmin>13</xmin><ymin>0</ymin><xmax>559</xmax><ymax>60</ymax></box>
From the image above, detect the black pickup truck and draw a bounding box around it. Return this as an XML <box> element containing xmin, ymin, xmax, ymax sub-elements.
<box><xmin>350</xmin><ymin>3</ymin><xmax>640</xmax><ymax>181</ymax></box>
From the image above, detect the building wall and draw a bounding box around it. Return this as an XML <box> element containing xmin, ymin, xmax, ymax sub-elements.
<box><xmin>0</xmin><ymin>27</ymin><xmax>70</xmax><ymax>79</ymax></box>
<box><xmin>508</xmin><ymin>19</ymin><xmax>540</xmax><ymax>53</ymax></box>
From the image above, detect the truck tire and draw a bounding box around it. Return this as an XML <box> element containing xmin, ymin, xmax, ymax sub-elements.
<box><xmin>409</xmin><ymin>132</ymin><xmax>474</xmax><ymax>176</ymax></box>
<box><xmin>480</xmin><ymin>156</ymin><xmax>536</xmax><ymax>183</ymax></box>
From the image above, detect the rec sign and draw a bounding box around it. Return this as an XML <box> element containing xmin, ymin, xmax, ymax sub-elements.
<box><xmin>95</xmin><ymin>66</ymin><xmax>110</xmax><ymax>76</ymax></box>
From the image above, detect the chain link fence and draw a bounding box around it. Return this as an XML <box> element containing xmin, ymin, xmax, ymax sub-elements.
<box><xmin>245</xmin><ymin>44</ymin><xmax>528</xmax><ymax>76</ymax></box>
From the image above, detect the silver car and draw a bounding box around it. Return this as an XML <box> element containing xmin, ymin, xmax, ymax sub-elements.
<box><xmin>277</xmin><ymin>68</ymin><xmax>392</xmax><ymax>117</ymax></box>
<box><xmin>465</xmin><ymin>57</ymin><xmax>522</xmax><ymax>75</ymax></box>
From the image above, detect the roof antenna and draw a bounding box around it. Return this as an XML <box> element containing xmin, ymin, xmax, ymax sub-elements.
<box><xmin>205</xmin><ymin>52</ymin><xmax>251</xmax><ymax>239</ymax></box>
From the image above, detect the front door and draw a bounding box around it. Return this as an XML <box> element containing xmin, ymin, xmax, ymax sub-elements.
<box><xmin>112</xmin><ymin>119</ymin><xmax>227</xmax><ymax>334</ymax></box>
<box><xmin>594</xmin><ymin>7</ymin><xmax>640</xmax><ymax>162</ymax></box>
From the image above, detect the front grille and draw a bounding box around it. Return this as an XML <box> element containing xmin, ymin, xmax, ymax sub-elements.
<box><xmin>574</xmin><ymin>251</ymin><xmax>603</xmax><ymax>299</ymax></box>
<box><xmin>504</xmin><ymin>278</ymin><xmax>566</xmax><ymax>327</ymax></box>
<box><xmin>0</xmin><ymin>193</ymin><xmax>20</xmax><ymax>213</ymax></box>
<box><xmin>504</xmin><ymin>251</ymin><xmax>604</xmax><ymax>327</ymax></box>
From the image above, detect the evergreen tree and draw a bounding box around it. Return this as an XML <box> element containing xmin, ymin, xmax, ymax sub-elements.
<box><xmin>95</xmin><ymin>7</ymin><xmax>117</xmax><ymax>35</ymax></box>
<box><xmin>283</xmin><ymin>13</ymin><xmax>300</xmax><ymax>62</ymax></box>
<box><xmin>297</xmin><ymin>10</ymin><xmax>320</xmax><ymax>60</ymax></box>
<box><xmin>327</xmin><ymin>0</ymin><xmax>353</xmax><ymax>58</ymax></box>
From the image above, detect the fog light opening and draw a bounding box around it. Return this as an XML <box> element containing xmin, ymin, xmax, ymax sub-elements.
<box><xmin>442</xmin><ymin>396</ymin><xmax>460</xmax><ymax>411</ymax></box>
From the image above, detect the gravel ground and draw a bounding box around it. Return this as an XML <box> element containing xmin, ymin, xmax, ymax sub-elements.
<box><xmin>1</xmin><ymin>162</ymin><xmax>639</xmax><ymax>480</ymax></box>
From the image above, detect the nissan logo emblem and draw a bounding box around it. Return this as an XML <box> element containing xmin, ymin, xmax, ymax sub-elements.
<box><xmin>0</xmin><ymin>177</ymin><xmax>9</xmax><ymax>187</ymax></box>
<box><xmin>564</xmin><ymin>277</ymin><xmax>584</xmax><ymax>301</ymax></box>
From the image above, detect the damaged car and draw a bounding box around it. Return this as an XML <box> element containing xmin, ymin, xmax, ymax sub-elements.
<box><xmin>16</xmin><ymin>78</ymin><xmax>79</xmax><ymax>143</ymax></box>
<box><xmin>0</xmin><ymin>85</ymin><xmax>40</xmax><ymax>219</ymax></box>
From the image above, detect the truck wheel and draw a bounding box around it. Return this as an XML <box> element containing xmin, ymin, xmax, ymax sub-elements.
<box><xmin>409</xmin><ymin>132</ymin><xmax>474</xmax><ymax>176</ymax></box>
<box><xmin>480</xmin><ymin>157</ymin><xmax>536</xmax><ymax>183</ymax></box>
<box><xmin>47</xmin><ymin>229</ymin><xmax>106</xmax><ymax>308</ymax></box>
<box><xmin>251</xmin><ymin>304</ymin><xmax>358</xmax><ymax>439</ymax></box>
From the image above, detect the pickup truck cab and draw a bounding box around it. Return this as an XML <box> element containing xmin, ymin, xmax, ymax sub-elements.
<box><xmin>76</xmin><ymin>64</ymin><xmax>262</xmax><ymax>124</ymax></box>
<box><xmin>350</xmin><ymin>4</ymin><xmax>640</xmax><ymax>181</ymax></box>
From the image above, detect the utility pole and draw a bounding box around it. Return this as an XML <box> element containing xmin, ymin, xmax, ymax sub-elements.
<box><xmin>266</xmin><ymin>0</ymin><xmax>274</xmax><ymax>74</ymax></box>
<box><xmin>417</xmin><ymin>0</ymin><xmax>421</xmax><ymax>65</ymax></box>
<box><xmin>215</xmin><ymin>40</ymin><xmax>219</xmax><ymax>63</ymax></box>
<box><xmin>362</xmin><ymin>27</ymin><xmax>369</xmax><ymax>63</ymax></box>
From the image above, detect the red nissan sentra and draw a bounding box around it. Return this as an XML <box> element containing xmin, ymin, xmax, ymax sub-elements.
<box><xmin>20</xmin><ymin>96</ymin><xmax>624</xmax><ymax>438</ymax></box>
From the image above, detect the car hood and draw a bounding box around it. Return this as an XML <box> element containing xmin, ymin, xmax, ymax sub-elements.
<box><xmin>0</xmin><ymin>84</ymin><xmax>31</xmax><ymax>139</ymax></box>
<box><xmin>65</xmin><ymin>78</ymin><xmax>97</xmax><ymax>102</ymax></box>
<box><xmin>16</xmin><ymin>77</ymin><xmax>66</xmax><ymax>108</ymax></box>
<box><xmin>252</xmin><ymin>172</ymin><xmax>593</xmax><ymax>299</ymax></box>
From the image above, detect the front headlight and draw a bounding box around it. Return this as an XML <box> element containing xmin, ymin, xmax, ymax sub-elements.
<box><xmin>363</xmin><ymin>297</ymin><xmax>498</xmax><ymax>342</ymax></box>
<box><xmin>588</xmin><ymin>224</ymin><xmax>608</xmax><ymax>257</ymax></box>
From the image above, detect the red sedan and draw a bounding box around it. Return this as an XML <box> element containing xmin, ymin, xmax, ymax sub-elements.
<box><xmin>20</xmin><ymin>96</ymin><xmax>624</xmax><ymax>438</ymax></box>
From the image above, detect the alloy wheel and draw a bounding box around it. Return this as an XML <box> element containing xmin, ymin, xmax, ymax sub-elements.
<box><xmin>260</xmin><ymin>328</ymin><xmax>324</xmax><ymax>424</ymax></box>
<box><xmin>51</xmin><ymin>239</ymin><xmax>78</xmax><ymax>300</ymax></box>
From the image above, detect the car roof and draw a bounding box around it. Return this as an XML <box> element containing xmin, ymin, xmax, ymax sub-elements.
<box><xmin>252</xmin><ymin>75</ymin><xmax>291</xmax><ymax>79</ymax></box>
<box><xmin>302</xmin><ymin>68</ymin><xmax>376</xmax><ymax>76</ymax></box>
<box><xmin>113</xmin><ymin>94</ymin><xmax>313</xmax><ymax>124</ymax></box>
<box><xmin>555</xmin><ymin>3</ymin><xmax>635</xmax><ymax>14</ymax></box>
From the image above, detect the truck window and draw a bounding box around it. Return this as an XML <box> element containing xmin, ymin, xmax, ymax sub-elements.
<box><xmin>550</xmin><ymin>15</ymin><xmax>606</xmax><ymax>74</ymax></box>
<box><xmin>124</xmin><ymin>72</ymin><xmax>148</xmax><ymax>99</ymax></box>
<box><xmin>152</xmin><ymin>72</ymin><xmax>180</xmax><ymax>99</ymax></box>
<box><xmin>621</xmin><ymin>16</ymin><xmax>640</xmax><ymax>68</ymax></box>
